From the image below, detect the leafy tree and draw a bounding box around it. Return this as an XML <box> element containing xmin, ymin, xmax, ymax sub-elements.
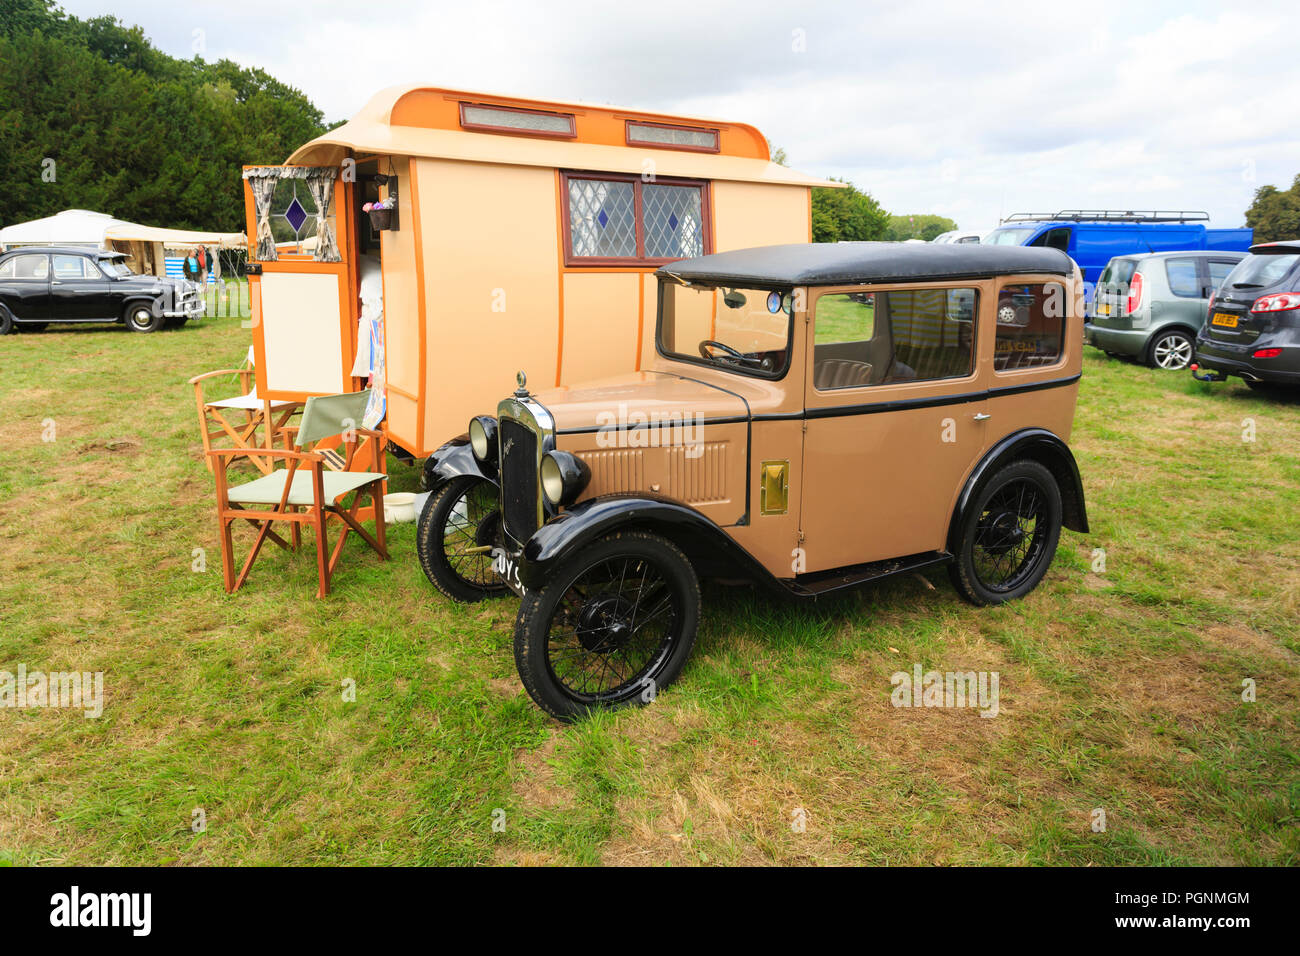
<box><xmin>884</xmin><ymin>214</ymin><xmax>959</xmax><ymax>241</ymax></box>
<box><xmin>0</xmin><ymin>4</ymin><xmax>327</xmax><ymax>232</ymax></box>
<box><xmin>811</xmin><ymin>177</ymin><xmax>890</xmax><ymax>243</ymax></box>
<box><xmin>1245</xmin><ymin>176</ymin><xmax>1300</xmax><ymax>244</ymax></box>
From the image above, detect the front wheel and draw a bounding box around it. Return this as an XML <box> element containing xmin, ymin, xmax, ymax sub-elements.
<box><xmin>1148</xmin><ymin>329</ymin><xmax>1194</xmax><ymax>370</ymax></box>
<box><xmin>949</xmin><ymin>459</ymin><xmax>1063</xmax><ymax>606</ymax></box>
<box><xmin>124</xmin><ymin>302</ymin><xmax>165</xmax><ymax>333</ymax></box>
<box><xmin>416</xmin><ymin>476</ymin><xmax>507</xmax><ymax>602</ymax></box>
<box><xmin>514</xmin><ymin>531</ymin><xmax>701</xmax><ymax>720</ymax></box>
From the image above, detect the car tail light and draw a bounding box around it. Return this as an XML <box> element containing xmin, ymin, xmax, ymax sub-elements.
<box><xmin>1252</xmin><ymin>348</ymin><xmax>1283</xmax><ymax>359</ymax></box>
<box><xmin>1125</xmin><ymin>271</ymin><xmax>1145</xmax><ymax>315</ymax></box>
<box><xmin>1207</xmin><ymin>292</ymin><xmax>1216</xmax><ymax>311</ymax></box>
<box><xmin>1250</xmin><ymin>292</ymin><xmax>1300</xmax><ymax>313</ymax></box>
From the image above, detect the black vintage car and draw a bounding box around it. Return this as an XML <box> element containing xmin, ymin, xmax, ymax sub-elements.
<box><xmin>0</xmin><ymin>246</ymin><xmax>204</xmax><ymax>334</ymax></box>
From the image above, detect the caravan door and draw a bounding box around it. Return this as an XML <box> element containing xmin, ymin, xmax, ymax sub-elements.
<box><xmin>242</xmin><ymin>165</ymin><xmax>357</xmax><ymax>401</ymax></box>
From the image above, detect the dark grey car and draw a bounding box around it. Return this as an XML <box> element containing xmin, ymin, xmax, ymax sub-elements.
<box><xmin>1085</xmin><ymin>250</ymin><xmax>1245</xmax><ymax>369</ymax></box>
<box><xmin>1193</xmin><ymin>241</ymin><xmax>1300</xmax><ymax>390</ymax></box>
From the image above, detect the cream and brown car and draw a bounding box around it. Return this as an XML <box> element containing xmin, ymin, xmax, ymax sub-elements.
<box><xmin>418</xmin><ymin>242</ymin><xmax>1090</xmax><ymax>719</ymax></box>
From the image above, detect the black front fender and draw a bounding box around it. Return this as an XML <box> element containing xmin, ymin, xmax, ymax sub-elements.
<box><xmin>518</xmin><ymin>494</ymin><xmax>778</xmax><ymax>592</ymax></box>
<box><xmin>421</xmin><ymin>436</ymin><xmax>496</xmax><ymax>491</ymax></box>
<box><xmin>948</xmin><ymin>427</ymin><xmax>1089</xmax><ymax>552</ymax></box>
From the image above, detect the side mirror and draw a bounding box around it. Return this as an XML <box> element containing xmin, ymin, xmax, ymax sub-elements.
<box><xmin>723</xmin><ymin>290</ymin><xmax>747</xmax><ymax>309</ymax></box>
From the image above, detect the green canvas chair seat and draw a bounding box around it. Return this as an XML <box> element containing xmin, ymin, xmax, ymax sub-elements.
<box><xmin>227</xmin><ymin>468</ymin><xmax>386</xmax><ymax>507</ymax></box>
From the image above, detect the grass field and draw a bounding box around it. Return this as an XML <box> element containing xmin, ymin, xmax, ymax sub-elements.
<box><xmin>1</xmin><ymin>314</ymin><xmax>1297</xmax><ymax>866</ymax></box>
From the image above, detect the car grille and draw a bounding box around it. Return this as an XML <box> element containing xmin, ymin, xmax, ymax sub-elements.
<box><xmin>499</xmin><ymin>417</ymin><xmax>539</xmax><ymax>544</ymax></box>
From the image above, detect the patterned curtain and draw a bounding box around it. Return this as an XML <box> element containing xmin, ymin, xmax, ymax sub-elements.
<box><xmin>243</xmin><ymin>169</ymin><xmax>279</xmax><ymax>262</ymax></box>
<box><xmin>305</xmin><ymin>169</ymin><xmax>339</xmax><ymax>262</ymax></box>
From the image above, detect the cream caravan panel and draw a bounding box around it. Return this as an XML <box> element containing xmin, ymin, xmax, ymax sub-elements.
<box><xmin>380</xmin><ymin>159</ymin><xmax>418</xmax><ymax>397</ymax></box>
<box><xmin>561</xmin><ymin>272</ymin><xmax>641</xmax><ymax>384</ymax></box>
<box><xmin>417</xmin><ymin>158</ymin><xmax>560</xmax><ymax>450</ymax></box>
<box><xmin>711</xmin><ymin>182</ymin><xmax>810</xmax><ymax>251</ymax></box>
<box><xmin>260</xmin><ymin>272</ymin><xmax>346</xmax><ymax>394</ymax></box>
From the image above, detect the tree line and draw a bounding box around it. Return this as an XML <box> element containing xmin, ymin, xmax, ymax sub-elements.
<box><xmin>0</xmin><ymin>0</ymin><xmax>327</xmax><ymax>233</ymax></box>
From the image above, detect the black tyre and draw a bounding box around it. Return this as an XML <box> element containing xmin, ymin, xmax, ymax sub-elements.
<box><xmin>416</xmin><ymin>476</ymin><xmax>506</xmax><ymax>602</ymax></box>
<box><xmin>949</xmin><ymin>459</ymin><xmax>1063</xmax><ymax>606</ymax></box>
<box><xmin>514</xmin><ymin>530</ymin><xmax>701</xmax><ymax>720</ymax></box>
<box><xmin>124</xmin><ymin>301</ymin><xmax>165</xmax><ymax>333</ymax></box>
<box><xmin>1148</xmin><ymin>328</ymin><xmax>1194</xmax><ymax>370</ymax></box>
<box><xmin>0</xmin><ymin>308</ymin><xmax>12</xmax><ymax>335</ymax></box>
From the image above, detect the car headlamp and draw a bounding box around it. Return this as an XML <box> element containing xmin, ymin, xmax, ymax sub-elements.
<box><xmin>468</xmin><ymin>416</ymin><xmax>497</xmax><ymax>463</ymax></box>
<box><xmin>540</xmin><ymin>450</ymin><xmax>590</xmax><ymax>507</ymax></box>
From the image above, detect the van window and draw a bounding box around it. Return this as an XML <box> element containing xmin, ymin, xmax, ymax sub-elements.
<box><xmin>1031</xmin><ymin>227</ymin><xmax>1071</xmax><ymax>253</ymax></box>
<box><xmin>1</xmin><ymin>254</ymin><xmax>49</xmax><ymax>279</ymax></box>
<box><xmin>1164</xmin><ymin>258</ymin><xmax>1201</xmax><ymax>298</ymax></box>
<box><xmin>994</xmin><ymin>282</ymin><xmax>1066</xmax><ymax>372</ymax></box>
<box><xmin>812</xmin><ymin>288</ymin><xmax>977</xmax><ymax>390</ymax></box>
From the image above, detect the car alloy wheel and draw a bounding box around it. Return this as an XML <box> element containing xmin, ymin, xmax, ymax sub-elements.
<box><xmin>1150</xmin><ymin>330</ymin><xmax>1194</xmax><ymax>370</ymax></box>
<box><xmin>514</xmin><ymin>531</ymin><xmax>700</xmax><ymax>720</ymax></box>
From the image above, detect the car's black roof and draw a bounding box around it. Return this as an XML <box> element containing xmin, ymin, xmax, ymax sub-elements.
<box><xmin>657</xmin><ymin>242</ymin><xmax>1074</xmax><ymax>287</ymax></box>
<box><xmin>1249</xmin><ymin>240</ymin><xmax>1300</xmax><ymax>254</ymax></box>
<box><xmin>0</xmin><ymin>245</ymin><xmax>124</xmax><ymax>259</ymax></box>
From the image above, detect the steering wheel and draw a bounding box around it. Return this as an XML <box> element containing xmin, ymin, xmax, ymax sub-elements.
<box><xmin>699</xmin><ymin>340</ymin><xmax>764</xmax><ymax>367</ymax></box>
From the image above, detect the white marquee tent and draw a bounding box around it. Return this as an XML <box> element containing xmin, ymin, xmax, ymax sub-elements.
<box><xmin>0</xmin><ymin>209</ymin><xmax>246</xmax><ymax>276</ymax></box>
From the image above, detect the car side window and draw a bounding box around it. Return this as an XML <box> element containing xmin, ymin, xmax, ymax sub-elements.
<box><xmin>1165</xmin><ymin>257</ymin><xmax>1201</xmax><ymax>298</ymax></box>
<box><xmin>5</xmin><ymin>255</ymin><xmax>49</xmax><ymax>279</ymax></box>
<box><xmin>1032</xmin><ymin>227</ymin><xmax>1071</xmax><ymax>253</ymax></box>
<box><xmin>994</xmin><ymin>282</ymin><xmax>1066</xmax><ymax>372</ymax></box>
<box><xmin>1208</xmin><ymin>259</ymin><xmax>1236</xmax><ymax>290</ymax></box>
<box><xmin>813</xmin><ymin>288</ymin><xmax>977</xmax><ymax>390</ymax></box>
<box><xmin>53</xmin><ymin>255</ymin><xmax>93</xmax><ymax>279</ymax></box>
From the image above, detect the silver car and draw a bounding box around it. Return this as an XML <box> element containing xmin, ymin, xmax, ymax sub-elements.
<box><xmin>1085</xmin><ymin>250</ymin><xmax>1246</xmax><ymax>369</ymax></box>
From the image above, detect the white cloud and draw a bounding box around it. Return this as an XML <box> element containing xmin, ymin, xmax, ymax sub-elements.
<box><xmin>58</xmin><ymin>0</ymin><xmax>1300</xmax><ymax>230</ymax></box>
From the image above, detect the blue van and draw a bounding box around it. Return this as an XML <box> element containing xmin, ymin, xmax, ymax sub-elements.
<box><xmin>983</xmin><ymin>210</ymin><xmax>1253</xmax><ymax>308</ymax></box>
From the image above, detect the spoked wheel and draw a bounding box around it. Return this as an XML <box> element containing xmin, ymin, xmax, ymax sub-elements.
<box><xmin>949</xmin><ymin>460</ymin><xmax>1062</xmax><ymax>605</ymax></box>
<box><xmin>514</xmin><ymin>531</ymin><xmax>700</xmax><ymax>720</ymax></box>
<box><xmin>416</xmin><ymin>476</ymin><xmax>507</xmax><ymax>602</ymax></box>
<box><xmin>1149</xmin><ymin>329</ymin><xmax>1194</xmax><ymax>370</ymax></box>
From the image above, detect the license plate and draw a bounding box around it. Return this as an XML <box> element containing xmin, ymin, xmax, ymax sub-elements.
<box><xmin>491</xmin><ymin>548</ymin><xmax>527</xmax><ymax>596</ymax></box>
<box><xmin>1096</xmin><ymin>303</ymin><xmax>1111</xmax><ymax>316</ymax></box>
<box><xmin>1211</xmin><ymin>312</ymin><xmax>1238</xmax><ymax>328</ymax></box>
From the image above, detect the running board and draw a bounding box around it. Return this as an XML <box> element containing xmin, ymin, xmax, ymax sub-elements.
<box><xmin>784</xmin><ymin>550</ymin><xmax>952</xmax><ymax>598</ymax></box>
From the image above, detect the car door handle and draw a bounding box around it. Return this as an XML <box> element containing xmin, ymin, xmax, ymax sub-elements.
<box><xmin>973</xmin><ymin>413</ymin><xmax>991</xmax><ymax>421</ymax></box>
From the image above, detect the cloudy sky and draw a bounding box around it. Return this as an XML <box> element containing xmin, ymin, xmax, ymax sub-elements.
<box><xmin>61</xmin><ymin>0</ymin><xmax>1300</xmax><ymax>233</ymax></box>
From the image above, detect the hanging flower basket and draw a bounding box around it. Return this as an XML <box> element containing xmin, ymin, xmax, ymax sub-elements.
<box><xmin>364</xmin><ymin>198</ymin><xmax>396</xmax><ymax>232</ymax></box>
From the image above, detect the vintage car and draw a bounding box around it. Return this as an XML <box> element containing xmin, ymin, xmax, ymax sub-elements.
<box><xmin>0</xmin><ymin>246</ymin><xmax>203</xmax><ymax>334</ymax></box>
<box><xmin>418</xmin><ymin>242</ymin><xmax>1090</xmax><ymax>719</ymax></box>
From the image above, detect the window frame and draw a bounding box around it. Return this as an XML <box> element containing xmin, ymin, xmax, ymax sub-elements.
<box><xmin>991</xmin><ymin>279</ymin><xmax>1069</xmax><ymax>375</ymax></box>
<box><xmin>52</xmin><ymin>254</ymin><xmax>98</xmax><ymax>280</ymax></box>
<box><xmin>810</xmin><ymin>284</ymin><xmax>981</xmax><ymax>393</ymax></box>
<box><xmin>561</xmin><ymin>170</ymin><xmax>712</xmax><ymax>268</ymax></box>
<box><xmin>2</xmin><ymin>254</ymin><xmax>50</xmax><ymax>280</ymax></box>
<box><xmin>1163</xmin><ymin>256</ymin><xmax>1203</xmax><ymax>299</ymax></box>
<box><xmin>654</xmin><ymin>277</ymin><xmax>796</xmax><ymax>382</ymax></box>
<box><xmin>458</xmin><ymin>102</ymin><xmax>577</xmax><ymax>140</ymax></box>
<box><xmin>624</xmin><ymin>120</ymin><xmax>721</xmax><ymax>154</ymax></box>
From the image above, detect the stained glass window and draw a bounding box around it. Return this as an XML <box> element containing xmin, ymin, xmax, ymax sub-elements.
<box><xmin>269</xmin><ymin>177</ymin><xmax>332</xmax><ymax>254</ymax></box>
<box><xmin>565</xmin><ymin>175</ymin><xmax>707</xmax><ymax>263</ymax></box>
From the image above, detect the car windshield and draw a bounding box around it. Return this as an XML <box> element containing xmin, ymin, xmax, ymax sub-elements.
<box><xmin>983</xmin><ymin>227</ymin><xmax>1036</xmax><ymax>246</ymax></box>
<box><xmin>1223</xmin><ymin>252</ymin><xmax>1300</xmax><ymax>289</ymax></box>
<box><xmin>99</xmin><ymin>259</ymin><xmax>132</xmax><ymax>278</ymax></box>
<box><xmin>658</xmin><ymin>279</ymin><xmax>793</xmax><ymax>377</ymax></box>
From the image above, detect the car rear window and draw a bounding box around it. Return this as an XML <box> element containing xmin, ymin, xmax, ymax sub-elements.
<box><xmin>1224</xmin><ymin>253</ymin><xmax>1300</xmax><ymax>289</ymax></box>
<box><xmin>1098</xmin><ymin>258</ymin><xmax>1136</xmax><ymax>288</ymax></box>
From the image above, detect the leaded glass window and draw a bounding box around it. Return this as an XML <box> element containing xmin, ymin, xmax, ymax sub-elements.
<box><xmin>269</xmin><ymin>177</ymin><xmax>333</xmax><ymax>254</ymax></box>
<box><xmin>565</xmin><ymin>174</ymin><xmax>708</xmax><ymax>264</ymax></box>
<box><xmin>643</xmin><ymin>184</ymin><xmax>703</xmax><ymax>259</ymax></box>
<box><xmin>568</xmin><ymin>179</ymin><xmax>636</xmax><ymax>258</ymax></box>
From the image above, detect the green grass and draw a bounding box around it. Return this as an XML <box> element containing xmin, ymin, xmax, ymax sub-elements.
<box><xmin>0</xmin><ymin>319</ymin><xmax>1297</xmax><ymax>865</ymax></box>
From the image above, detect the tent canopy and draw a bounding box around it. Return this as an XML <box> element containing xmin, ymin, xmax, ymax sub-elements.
<box><xmin>0</xmin><ymin>209</ymin><xmax>245</xmax><ymax>250</ymax></box>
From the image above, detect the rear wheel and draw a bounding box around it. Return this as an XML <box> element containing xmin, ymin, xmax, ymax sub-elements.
<box><xmin>1148</xmin><ymin>329</ymin><xmax>1194</xmax><ymax>370</ymax></box>
<box><xmin>416</xmin><ymin>476</ymin><xmax>506</xmax><ymax>602</ymax></box>
<box><xmin>514</xmin><ymin>531</ymin><xmax>700</xmax><ymax>720</ymax></box>
<box><xmin>949</xmin><ymin>460</ymin><xmax>1062</xmax><ymax>606</ymax></box>
<box><xmin>124</xmin><ymin>302</ymin><xmax>165</xmax><ymax>333</ymax></box>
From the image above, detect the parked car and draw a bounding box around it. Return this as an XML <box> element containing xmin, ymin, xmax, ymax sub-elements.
<box><xmin>0</xmin><ymin>246</ymin><xmax>203</xmax><ymax>334</ymax></box>
<box><xmin>932</xmin><ymin>230</ymin><xmax>983</xmax><ymax>244</ymax></box>
<box><xmin>982</xmin><ymin>210</ymin><xmax>1252</xmax><ymax>306</ymax></box>
<box><xmin>1192</xmin><ymin>240</ymin><xmax>1300</xmax><ymax>390</ymax></box>
<box><xmin>416</xmin><ymin>242</ymin><xmax>1090</xmax><ymax>719</ymax></box>
<box><xmin>1084</xmin><ymin>250</ymin><xmax>1246</xmax><ymax>369</ymax></box>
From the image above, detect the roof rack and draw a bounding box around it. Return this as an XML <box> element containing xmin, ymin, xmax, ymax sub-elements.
<box><xmin>1002</xmin><ymin>209</ymin><xmax>1210</xmax><ymax>224</ymax></box>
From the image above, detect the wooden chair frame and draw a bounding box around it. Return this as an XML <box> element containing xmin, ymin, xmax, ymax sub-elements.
<box><xmin>209</xmin><ymin>424</ymin><xmax>388</xmax><ymax>598</ymax></box>
<box><xmin>190</xmin><ymin>368</ymin><xmax>301</xmax><ymax>476</ymax></box>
